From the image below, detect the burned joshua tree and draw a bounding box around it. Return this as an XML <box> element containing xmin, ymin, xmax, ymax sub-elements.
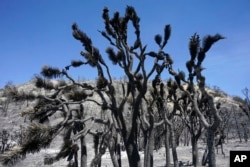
<box><xmin>0</xmin><ymin>6</ymin><xmax>225</xmax><ymax>167</ymax></box>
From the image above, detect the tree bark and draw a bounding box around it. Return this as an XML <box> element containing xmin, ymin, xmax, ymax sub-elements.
<box><xmin>121</xmin><ymin>97</ymin><xmax>143</xmax><ymax>167</ymax></box>
<box><xmin>191</xmin><ymin>136</ymin><xmax>199</xmax><ymax>167</ymax></box>
<box><xmin>109</xmin><ymin>135</ymin><xmax>119</xmax><ymax>167</ymax></box>
<box><xmin>144</xmin><ymin>116</ymin><xmax>154</xmax><ymax>167</ymax></box>
<box><xmin>74</xmin><ymin>151</ymin><xmax>78</xmax><ymax>167</ymax></box>
<box><xmin>125</xmin><ymin>140</ymin><xmax>141</xmax><ymax>167</ymax></box>
<box><xmin>165</xmin><ymin>125</ymin><xmax>171</xmax><ymax>167</ymax></box>
<box><xmin>80</xmin><ymin>136</ymin><xmax>87</xmax><ymax>167</ymax></box>
<box><xmin>109</xmin><ymin>146</ymin><xmax>119</xmax><ymax>167</ymax></box>
<box><xmin>170</xmin><ymin>125</ymin><xmax>179</xmax><ymax>167</ymax></box>
<box><xmin>233</xmin><ymin>110</ymin><xmax>242</xmax><ymax>142</ymax></box>
<box><xmin>207</xmin><ymin>127</ymin><xmax>216</xmax><ymax>167</ymax></box>
<box><xmin>117</xmin><ymin>135</ymin><xmax>122</xmax><ymax>167</ymax></box>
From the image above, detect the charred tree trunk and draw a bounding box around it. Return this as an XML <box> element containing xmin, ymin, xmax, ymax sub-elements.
<box><xmin>144</xmin><ymin>113</ymin><xmax>155</xmax><ymax>167</ymax></box>
<box><xmin>124</xmin><ymin>138</ymin><xmax>141</xmax><ymax>167</ymax></box>
<box><xmin>116</xmin><ymin>135</ymin><xmax>122</xmax><ymax>167</ymax></box>
<box><xmin>144</xmin><ymin>128</ymin><xmax>154</xmax><ymax>167</ymax></box>
<box><xmin>80</xmin><ymin>136</ymin><xmax>87</xmax><ymax>167</ymax></box>
<box><xmin>233</xmin><ymin>110</ymin><xmax>242</xmax><ymax>142</ymax></box>
<box><xmin>164</xmin><ymin>113</ymin><xmax>179</xmax><ymax>167</ymax></box>
<box><xmin>74</xmin><ymin>151</ymin><xmax>78</xmax><ymax>167</ymax></box>
<box><xmin>191</xmin><ymin>136</ymin><xmax>199</xmax><ymax>167</ymax></box>
<box><xmin>109</xmin><ymin>141</ymin><xmax>119</xmax><ymax>167</ymax></box>
<box><xmin>184</xmin><ymin>128</ymin><xmax>190</xmax><ymax>146</ymax></box>
<box><xmin>170</xmin><ymin>124</ymin><xmax>179</xmax><ymax>167</ymax></box>
<box><xmin>165</xmin><ymin>125</ymin><xmax>171</xmax><ymax>167</ymax></box>
<box><xmin>189</xmin><ymin>115</ymin><xmax>203</xmax><ymax>167</ymax></box>
<box><xmin>123</xmin><ymin>106</ymin><xmax>142</xmax><ymax>167</ymax></box>
<box><xmin>207</xmin><ymin>127</ymin><xmax>216</xmax><ymax>167</ymax></box>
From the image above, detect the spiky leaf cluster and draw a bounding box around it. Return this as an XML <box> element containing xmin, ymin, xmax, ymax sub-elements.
<box><xmin>71</xmin><ymin>60</ymin><xmax>84</xmax><ymax>67</ymax></box>
<box><xmin>81</xmin><ymin>50</ymin><xmax>99</xmax><ymax>68</ymax></box>
<box><xmin>202</xmin><ymin>34</ymin><xmax>225</xmax><ymax>53</ymax></box>
<box><xmin>0</xmin><ymin>147</ymin><xmax>24</xmax><ymax>166</ymax></box>
<box><xmin>0</xmin><ymin>124</ymin><xmax>58</xmax><ymax>166</ymax></box>
<box><xmin>58</xmin><ymin>140</ymin><xmax>79</xmax><ymax>161</ymax></box>
<box><xmin>26</xmin><ymin>98</ymin><xmax>59</xmax><ymax>123</ymax></box>
<box><xmin>72</xmin><ymin>23</ymin><xmax>92</xmax><ymax>52</ymax></box>
<box><xmin>72</xmin><ymin>23</ymin><xmax>102</xmax><ymax>68</ymax></box>
<box><xmin>154</xmin><ymin>24</ymin><xmax>171</xmax><ymax>49</ymax></box>
<box><xmin>41</xmin><ymin>65</ymin><xmax>62</xmax><ymax>79</ymax></box>
<box><xmin>106</xmin><ymin>47</ymin><xmax>123</xmax><ymax>64</ymax></box>
<box><xmin>186</xmin><ymin>33</ymin><xmax>225</xmax><ymax>80</ymax></box>
<box><xmin>21</xmin><ymin>124</ymin><xmax>56</xmax><ymax>153</ymax></box>
<box><xmin>189</xmin><ymin>33</ymin><xmax>200</xmax><ymax>61</ymax></box>
<box><xmin>125</xmin><ymin>6</ymin><xmax>140</xmax><ymax>37</ymax></box>
<box><xmin>34</xmin><ymin>75</ymin><xmax>62</xmax><ymax>90</ymax></box>
<box><xmin>163</xmin><ymin>25</ymin><xmax>171</xmax><ymax>47</ymax></box>
<box><xmin>101</xmin><ymin>6</ymin><xmax>141</xmax><ymax>49</ymax></box>
<box><xmin>44</xmin><ymin>140</ymin><xmax>79</xmax><ymax>165</ymax></box>
<box><xmin>154</xmin><ymin>34</ymin><xmax>162</xmax><ymax>47</ymax></box>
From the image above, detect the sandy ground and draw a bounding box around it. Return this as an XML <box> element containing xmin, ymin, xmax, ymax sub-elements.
<box><xmin>6</xmin><ymin>136</ymin><xmax>249</xmax><ymax>167</ymax></box>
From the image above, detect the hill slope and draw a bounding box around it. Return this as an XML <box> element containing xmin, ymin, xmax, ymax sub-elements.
<box><xmin>0</xmin><ymin>81</ymin><xmax>249</xmax><ymax>167</ymax></box>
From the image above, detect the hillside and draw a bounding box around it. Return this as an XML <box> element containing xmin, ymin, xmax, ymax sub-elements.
<box><xmin>0</xmin><ymin>80</ymin><xmax>249</xmax><ymax>167</ymax></box>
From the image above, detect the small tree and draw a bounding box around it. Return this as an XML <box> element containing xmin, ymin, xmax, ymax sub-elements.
<box><xmin>183</xmin><ymin>34</ymin><xmax>224</xmax><ymax>167</ymax></box>
<box><xmin>0</xmin><ymin>82</ymin><xmax>18</xmax><ymax>116</ymax></box>
<box><xmin>0</xmin><ymin>130</ymin><xmax>10</xmax><ymax>154</ymax></box>
<box><xmin>0</xmin><ymin>81</ymin><xmax>36</xmax><ymax>116</ymax></box>
<box><xmin>240</xmin><ymin>87</ymin><xmax>250</xmax><ymax>119</ymax></box>
<box><xmin>159</xmin><ymin>33</ymin><xmax>224</xmax><ymax>167</ymax></box>
<box><xmin>179</xmin><ymin>100</ymin><xmax>204</xmax><ymax>167</ymax></box>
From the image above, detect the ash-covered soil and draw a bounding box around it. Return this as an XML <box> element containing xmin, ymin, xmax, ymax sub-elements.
<box><xmin>6</xmin><ymin>137</ymin><xmax>249</xmax><ymax>167</ymax></box>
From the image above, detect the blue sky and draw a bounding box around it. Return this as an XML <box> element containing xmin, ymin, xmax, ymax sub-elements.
<box><xmin>0</xmin><ymin>0</ymin><xmax>249</xmax><ymax>97</ymax></box>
